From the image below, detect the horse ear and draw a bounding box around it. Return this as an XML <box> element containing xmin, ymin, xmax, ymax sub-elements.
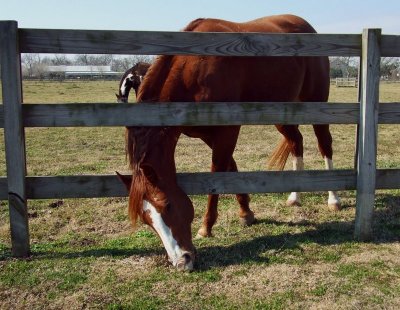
<box><xmin>116</xmin><ymin>171</ymin><xmax>132</xmax><ymax>190</ymax></box>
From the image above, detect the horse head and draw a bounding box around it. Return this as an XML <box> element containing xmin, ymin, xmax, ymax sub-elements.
<box><xmin>121</xmin><ymin>126</ymin><xmax>195</xmax><ymax>271</ymax></box>
<box><xmin>117</xmin><ymin>62</ymin><xmax>151</xmax><ymax>103</ymax></box>
<box><xmin>116</xmin><ymin>72</ymin><xmax>135</xmax><ymax>103</ymax></box>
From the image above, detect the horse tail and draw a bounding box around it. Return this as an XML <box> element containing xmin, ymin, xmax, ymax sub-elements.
<box><xmin>267</xmin><ymin>138</ymin><xmax>291</xmax><ymax>170</ymax></box>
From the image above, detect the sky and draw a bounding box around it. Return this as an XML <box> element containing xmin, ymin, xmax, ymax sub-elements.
<box><xmin>0</xmin><ymin>0</ymin><xmax>399</xmax><ymax>34</ymax></box>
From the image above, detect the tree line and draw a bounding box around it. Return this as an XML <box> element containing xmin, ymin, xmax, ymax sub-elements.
<box><xmin>21</xmin><ymin>54</ymin><xmax>154</xmax><ymax>79</ymax></box>
<box><xmin>329</xmin><ymin>57</ymin><xmax>399</xmax><ymax>80</ymax></box>
<box><xmin>21</xmin><ymin>54</ymin><xmax>400</xmax><ymax>80</ymax></box>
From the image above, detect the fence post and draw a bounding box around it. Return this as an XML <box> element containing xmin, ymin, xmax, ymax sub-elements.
<box><xmin>0</xmin><ymin>21</ymin><xmax>30</xmax><ymax>256</ymax></box>
<box><xmin>354</xmin><ymin>29</ymin><xmax>381</xmax><ymax>241</ymax></box>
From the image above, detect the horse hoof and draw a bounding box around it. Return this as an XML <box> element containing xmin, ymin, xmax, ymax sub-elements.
<box><xmin>196</xmin><ymin>227</ymin><xmax>212</xmax><ymax>238</ymax></box>
<box><xmin>328</xmin><ymin>202</ymin><xmax>341</xmax><ymax>211</ymax></box>
<box><xmin>239</xmin><ymin>211</ymin><xmax>255</xmax><ymax>226</ymax></box>
<box><xmin>286</xmin><ymin>200</ymin><xmax>301</xmax><ymax>207</ymax></box>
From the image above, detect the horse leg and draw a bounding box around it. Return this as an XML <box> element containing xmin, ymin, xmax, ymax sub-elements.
<box><xmin>229</xmin><ymin>158</ymin><xmax>255</xmax><ymax>226</ymax></box>
<box><xmin>197</xmin><ymin>160</ymin><xmax>254</xmax><ymax>238</ymax></box>
<box><xmin>275</xmin><ymin>125</ymin><xmax>304</xmax><ymax>206</ymax></box>
<box><xmin>313</xmin><ymin>125</ymin><xmax>341</xmax><ymax>211</ymax></box>
<box><xmin>196</xmin><ymin>127</ymin><xmax>254</xmax><ymax>238</ymax></box>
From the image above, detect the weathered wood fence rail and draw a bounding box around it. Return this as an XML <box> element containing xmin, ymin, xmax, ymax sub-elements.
<box><xmin>0</xmin><ymin>21</ymin><xmax>400</xmax><ymax>256</ymax></box>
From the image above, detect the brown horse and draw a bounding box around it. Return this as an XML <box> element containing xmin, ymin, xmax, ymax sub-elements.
<box><xmin>122</xmin><ymin>14</ymin><xmax>340</xmax><ymax>271</ymax></box>
<box><xmin>116</xmin><ymin>62</ymin><xmax>151</xmax><ymax>103</ymax></box>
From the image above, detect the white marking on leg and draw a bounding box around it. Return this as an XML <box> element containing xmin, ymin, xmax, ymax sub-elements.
<box><xmin>143</xmin><ymin>201</ymin><xmax>191</xmax><ymax>269</ymax></box>
<box><xmin>324</xmin><ymin>157</ymin><xmax>341</xmax><ymax>207</ymax></box>
<box><xmin>287</xmin><ymin>156</ymin><xmax>304</xmax><ymax>206</ymax></box>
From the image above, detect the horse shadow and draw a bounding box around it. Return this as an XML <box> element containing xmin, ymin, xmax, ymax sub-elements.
<box><xmin>193</xmin><ymin>194</ymin><xmax>400</xmax><ymax>270</ymax></box>
<box><xmin>1</xmin><ymin>194</ymin><xmax>398</xmax><ymax>268</ymax></box>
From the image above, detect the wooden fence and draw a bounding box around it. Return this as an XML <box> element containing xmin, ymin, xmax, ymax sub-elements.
<box><xmin>0</xmin><ymin>21</ymin><xmax>400</xmax><ymax>257</ymax></box>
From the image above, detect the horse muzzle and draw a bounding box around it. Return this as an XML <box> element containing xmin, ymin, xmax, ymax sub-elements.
<box><xmin>175</xmin><ymin>251</ymin><xmax>195</xmax><ymax>272</ymax></box>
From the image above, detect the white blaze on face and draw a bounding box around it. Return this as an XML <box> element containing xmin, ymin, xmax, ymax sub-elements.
<box><xmin>120</xmin><ymin>73</ymin><xmax>134</xmax><ymax>96</ymax></box>
<box><xmin>143</xmin><ymin>201</ymin><xmax>190</xmax><ymax>268</ymax></box>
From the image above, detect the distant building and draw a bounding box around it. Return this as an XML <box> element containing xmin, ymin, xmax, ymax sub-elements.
<box><xmin>45</xmin><ymin>65</ymin><xmax>122</xmax><ymax>80</ymax></box>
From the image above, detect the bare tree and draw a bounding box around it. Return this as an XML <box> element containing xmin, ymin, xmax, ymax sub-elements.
<box><xmin>380</xmin><ymin>57</ymin><xmax>400</xmax><ymax>79</ymax></box>
<box><xmin>74</xmin><ymin>54</ymin><xmax>90</xmax><ymax>65</ymax></box>
<box><xmin>330</xmin><ymin>57</ymin><xmax>359</xmax><ymax>78</ymax></box>
<box><xmin>21</xmin><ymin>53</ymin><xmax>41</xmax><ymax>78</ymax></box>
<box><xmin>51</xmin><ymin>54</ymin><xmax>72</xmax><ymax>65</ymax></box>
<box><xmin>73</xmin><ymin>54</ymin><xmax>114</xmax><ymax>66</ymax></box>
<box><xmin>111</xmin><ymin>55</ymin><xmax>154</xmax><ymax>72</ymax></box>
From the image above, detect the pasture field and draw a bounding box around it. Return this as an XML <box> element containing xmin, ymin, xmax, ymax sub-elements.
<box><xmin>0</xmin><ymin>80</ymin><xmax>399</xmax><ymax>309</ymax></box>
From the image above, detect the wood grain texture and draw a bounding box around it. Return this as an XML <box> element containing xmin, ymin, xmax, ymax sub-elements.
<box><xmin>354</xmin><ymin>29</ymin><xmax>381</xmax><ymax>241</ymax></box>
<box><xmin>20</xmin><ymin>102</ymin><xmax>360</xmax><ymax>127</ymax></box>
<box><xmin>18</xmin><ymin>28</ymin><xmax>362</xmax><ymax>56</ymax></box>
<box><xmin>0</xmin><ymin>21</ymin><xmax>30</xmax><ymax>256</ymax></box>
<box><xmin>1</xmin><ymin>169</ymin><xmax>398</xmax><ymax>201</ymax></box>
<box><xmin>0</xmin><ymin>178</ymin><xmax>7</xmax><ymax>200</ymax></box>
<box><xmin>381</xmin><ymin>35</ymin><xmax>400</xmax><ymax>57</ymax></box>
<box><xmin>24</xmin><ymin>170</ymin><xmax>356</xmax><ymax>199</ymax></box>
<box><xmin>0</xmin><ymin>105</ymin><xmax>3</xmax><ymax>127</ymax></box>
<box><xmin>376</xmin><ymin>169</ymin><xmax>400</xmax><ymax>189</ymax></box>
<box><xmin>0</xmin><ymin>102</ymin><xmax>399</xmax><ymax>128</ymax></box>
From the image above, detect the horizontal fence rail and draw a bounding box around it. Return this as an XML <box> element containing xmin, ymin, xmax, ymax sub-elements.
<box><xmin>17</xmin><ymin>29</ymin><xmax>400</xmax><ymax>57</ymax></box>
<box><xmin>0</xmin><ymin>102</ymin><xmax>399</xmax><ymax>128</ymax></box>
<box><xmin>381</xmin><ymin>35</ymin><xmax>400</xmax><ymax>57</ymax></box>
<box><xmin>0</xmin><ymin>169</ymin><xmax>399</xmax><ymax>200</ymax></box>
<box><xmin>19</xmin><ymin>29</ymin><xmax>363</xmax><ymax>56</ymax></box>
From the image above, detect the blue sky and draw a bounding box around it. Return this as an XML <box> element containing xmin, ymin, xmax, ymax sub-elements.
<box><xmin>0</xmin><ymin>0</ymin><xmax>399</xmax><ymax>34</ymax></box>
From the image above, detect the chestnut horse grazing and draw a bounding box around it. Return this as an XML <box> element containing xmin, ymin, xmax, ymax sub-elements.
<box><xmin>116</xmin><ymin>62</ymin><xmax>151</xmax><ymax>103</ymax></box>
<box><xmin>122</xmin><ymin>15</ymin><xmax>340</xmax><ymax>271</ymax></box>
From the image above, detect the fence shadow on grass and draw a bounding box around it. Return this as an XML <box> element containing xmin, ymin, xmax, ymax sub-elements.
<box><xmin>0</xmin><ymin>245</ymin><xmax>164</xmax><ymax>262</ymax></box>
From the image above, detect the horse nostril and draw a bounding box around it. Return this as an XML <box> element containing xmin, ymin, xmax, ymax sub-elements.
<box><xmin>183</xmin><ymin>253</ymin><xmax>191</xmax><ymax>264</ymax></box>
<box><xmin>176</xmin><ymin>252</ymin><xmax>194</xmax><ymax>272</ymax></box>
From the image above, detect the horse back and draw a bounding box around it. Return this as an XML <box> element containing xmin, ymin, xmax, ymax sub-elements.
<box><xmin>186</xmin><ymin>15</ymin><xmax>317</xmax><ymax>34</ymax></box>
<box><xmin>138</xmin><ymin>15</ymin><xmax>329</xmax><ymax>103</ymax></box>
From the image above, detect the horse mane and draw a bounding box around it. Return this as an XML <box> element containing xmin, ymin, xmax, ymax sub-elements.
<box><xmin>125</xmin><ymin>127</ymin><xmax>154</xmax><ymax>225</ymax></box>
<box><xmin>136</xmin><ymin>55</ymin><xmax>175</xmax><ymax>102</ymax></box>
<box><xmin>136</xmin><ymin>19</ymin><xmax>206</xmax><ymax>102</ymax></box>
<box><xmin>125</xmin><ymin>126</ymin><xmax>171</xmax><ymax>226</ymax></box>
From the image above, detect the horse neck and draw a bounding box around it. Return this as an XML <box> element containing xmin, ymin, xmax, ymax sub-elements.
<box><xmin>137</xmin><ymin>56</ymin><xmax>174</xmax><ymax>102</ymax></box>
<box><xmin>136</xmin><ymin>62</ymin><xmax>151</xmax><ymax>75</ymax></box>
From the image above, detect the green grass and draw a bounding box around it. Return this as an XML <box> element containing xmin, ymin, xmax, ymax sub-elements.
<box><xmin>0</xmin><ymin>80</ymin><xmax>399</xmax><ymax>309</ymax></box>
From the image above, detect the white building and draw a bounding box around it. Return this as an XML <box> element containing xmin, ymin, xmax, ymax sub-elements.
<box><xmin>45</xmin><ymin>65</ymin><xmax>121</xmax><ymax>79</ymax></box>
